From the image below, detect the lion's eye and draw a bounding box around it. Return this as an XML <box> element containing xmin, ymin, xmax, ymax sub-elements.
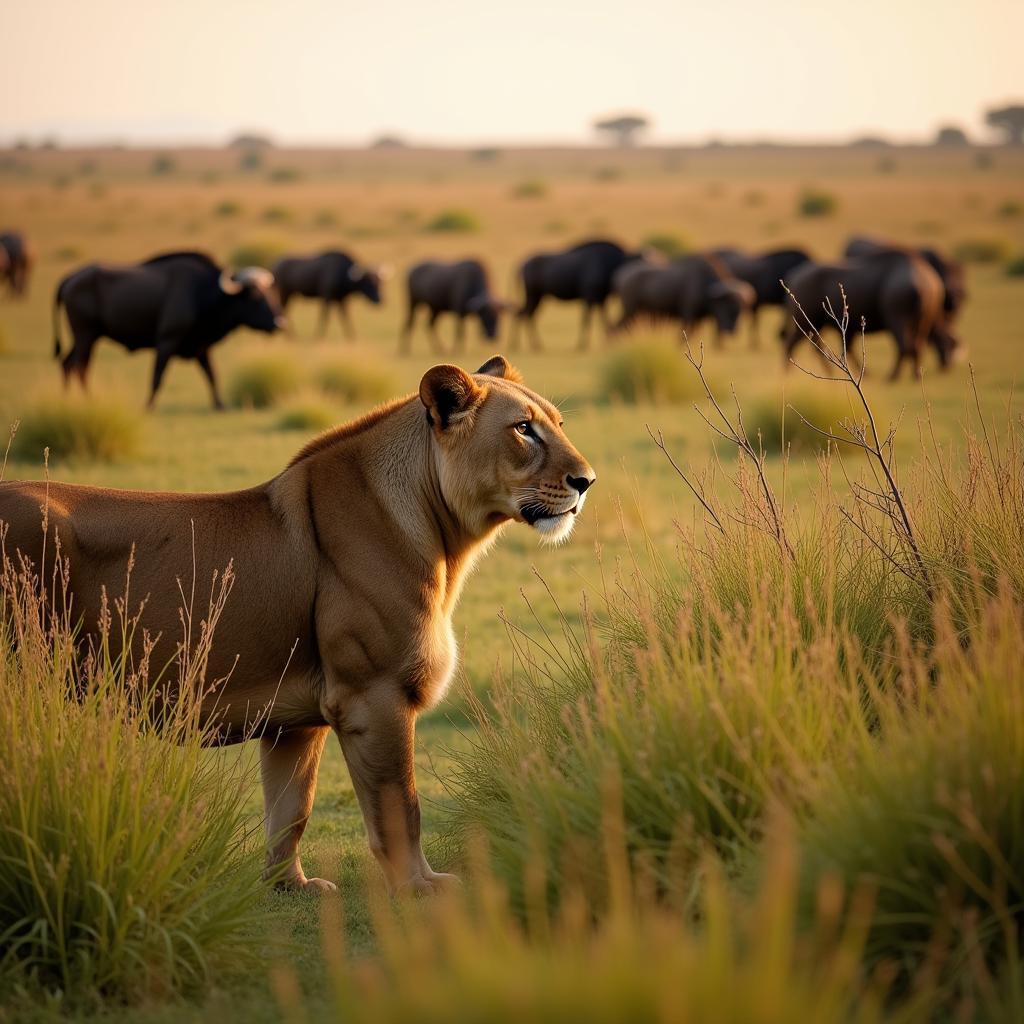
<box><xmin>514</xmin><ymin>421</ymin><xmax>531</xmax><ymax>436</ymax></box>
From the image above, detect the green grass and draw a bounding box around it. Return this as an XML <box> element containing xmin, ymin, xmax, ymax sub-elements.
<box><xmin>600</xmin><ymin>343</ymin><xmax>701</xmax><ymax>404</ymax></box>
<box><xmin>12</xmin><ymin>401</ymin><xmax>139</xmax><ymax>465</ymax></box>
<box><xmin>227</xmin><ymin>238</ymin><xmax>289</xmax><ymax>269</ymax></box>
<box><xmin>424</xmin><ymin>208</ymin><xmax>480</xmax><ymax>233</ymax></box>
<box><xmin>953</xmin><ymin>237</ymin><xmax>1012</xmax><ymax>264</ymax></box>
<box><xmin>275</xmin><ymin>398</ymin><xmax>337</xmax><ymax>432</ymax></box>
<box><xmin>0</xmin><ymin>555</ymin><xmax>265</xmax><ymax>1008</ymax></box>
<box><xmin>642</xmin><ymin>231</ymin><xmax>690</xmax><ymax>258</ymax></box>
<box><xmin>315</xmin><ymin>361</ymin><xmax>396</xmax><ymax>405</ymax></box>
<box><xmin>228</xmin><ymin>358</ymin><xmax>301</xmax><ymax>409</ymax></box>
<box><xmin>798</xmin><ymin>186</ymin><xmax>838</xmax><ymax>217</ymax></box>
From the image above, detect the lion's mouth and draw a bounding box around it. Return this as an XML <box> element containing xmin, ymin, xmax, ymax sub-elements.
<box><xmin>520</xmin><ymin>503</ymin><xmax>579</xmax><ymax>526</ymax></box>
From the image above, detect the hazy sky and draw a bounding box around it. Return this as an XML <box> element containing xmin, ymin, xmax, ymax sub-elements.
<box><xmin>3</xmin><ymin>0</ymin><xmax>1021</xmax><ymax>145</ymax></box>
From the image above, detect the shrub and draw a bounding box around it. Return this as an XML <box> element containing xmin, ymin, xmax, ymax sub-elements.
<box><xmin>743</xmin><ymin>390</ymin><xmax>860</xmax><ymax>456</ymax></box>
<box><xmin>600</xmin><ymin>344</ymin><xmax>700</xmax><ymax>404</ymax></box>
<box><xmin>0</xmin><ymin>551</ymin><xmax>264</xmax><ymax>1004</ymax></box>
<box><xmin>12</xmin><ymin>402</ymin><xmax>139</xmax><ymax>464</ymax></box>
<box><xmin>511</xmin><ymin>179</ymin><xmax>548</xmax><ymax>199</ymax></box>
<box><xmin>997</xmin><ymin>200</ymin><xmax>1022</xmax><ymax>219</ymax></box>
<box><xmin>316</xmin><ymin>361</ymin><xmax>396</xmax><ymax>405</ymax></box>
<box><xmin>641</xmin><ymin>231</ymin><xmax>690</xmax><ymax>259</ymax></box>
<box><xmin>425</xmin><ymin>208</ymin><xmax>480</xmax><ymax>233</ymax></box>
<box><xmin>261</xmin><ymin>205</ymin><xmax>292</xmax><ymax>224</ymax></box>
<box><xmin>53</xmin><ymin>245</ymin><xmax>82</xmax><ymax>262</ymax></box>
<box><xmin>227</xmin><ymin>237</ymin><xmax>288</xmax><ymax>269</ymax></box>
<box><xmin>228</xmin><ymin>358</ymin><xmax>301</xmax><ymax>409</ymax></box>
<box><xmin>953</xmin><ymin>237</ymin><xmax>1011</xmax><ymax>263</ymax></box>
<box><xmin>213</xmin><ymin>199</ymin><xmax>243</xmax><ymax>217</ymax></box>
<box><xmin>276</xmin><ymin>399</ymin><xmax>336</xmax><ymax>432</ymax></box>
<box><xmin>797</xmin><ymin>187</ymin><xmax>838</xmax><ymax>217</ymax></box>
<box><xmin>594</xmin><ymin>166</ymin><xmax>622</xmax><ymax>181</ymax></box>
<box><xmin>239</xmin><ymin>150</ymin><xmax>263</xmax><ymax>172</ymax></box>
<box><xmin>267</xmin><ymin>166</ymin><xmax>301</xmax><ymax>184</ymax></box>
<box><xmin>151</xmin><ymin>154</ymin><xmax>176</xmax><ymax>176</ymax></box>
<box><xmin>1005</xmin><ymin>254</ymin><xmax>1024</xmax><ymax>277</ymax></box>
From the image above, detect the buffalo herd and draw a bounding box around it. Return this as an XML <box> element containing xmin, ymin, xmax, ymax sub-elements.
<box><xmin>0</xmin><ymin>225</ymin><xmax>969</xmax><ymax>408</ymax></box>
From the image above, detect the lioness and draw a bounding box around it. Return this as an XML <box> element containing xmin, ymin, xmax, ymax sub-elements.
<box><xmin>0</xmin><ymin>356</ymin><xmax>594</xmax><ymax>895</ymax></box>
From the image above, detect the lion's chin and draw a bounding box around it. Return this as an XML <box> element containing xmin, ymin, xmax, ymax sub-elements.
<box><xmin>531</xmin><ymin>510</ymin><xmax>577</xmax><ymax>547</ymax></box>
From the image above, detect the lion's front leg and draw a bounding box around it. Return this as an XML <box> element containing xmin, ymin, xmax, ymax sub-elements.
<box><xmin>328</xmin><ymin>687</ymin><xmax>457</xmax><ymax>896</ymax></box>
<box><xmin>260</xmin><ymin>726</ymin><xmax>336</xmax><ymax>893</ymax></box>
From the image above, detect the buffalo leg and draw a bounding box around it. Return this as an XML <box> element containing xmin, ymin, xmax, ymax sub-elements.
<box><xmin>261</xmin><ymin>727</ymin><xmax>334</xmax><ymax>892</ymax></box>
<box><xmin>148</xmin><ymin>343</ymin><xmax>176</xmax><ymax>410</ymax></box>
<box><xmin>454</xmin><ymin>315</ymin><xmax>466</xmax><ymax>353</ymax></box>
<box><xmin>399</xmin><ymin>302</ymin><xmax>418</xmax><ymax>356</ymax></box>
<box><xmin>748</xmin><ymin>308</ymin><xmax>760</xmax><ymax>349</ymax></box>
<box><xmin>317</xmin><ymin>301</ymin><xmax>331</xmax><ymax>339</ymax></box>
<box><xmin>597</xmin><ymin>302</ymin><xmax>612</xmax><ymax>343</ymax></box>
<box><xmin>338</xmin><ymin>301</ymin><xmax>356</xmax><ymax>342</ymax></box>
<box><xmin>576</xmin><ymin>304</ymin><xmax>593</xmax><ymax>351</ymax></box>
<box><xmin>196</xmin><ymin>350</ymin><xmax>225</xmax><ymax>411</ymax></box>
<box><xmin>426</xmin><ymin>310</ymin><xmax>445</xmax><ymax>354</ymax></box>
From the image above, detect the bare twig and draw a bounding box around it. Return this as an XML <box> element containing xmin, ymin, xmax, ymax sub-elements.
<box><xmin>645</xmin><ymin>424</ymin><xmax>724</xmax><ymax>534</ymax></box>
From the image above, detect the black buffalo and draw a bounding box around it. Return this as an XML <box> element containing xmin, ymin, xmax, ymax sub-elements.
<box><xmin>782</xmin><ymin>249</ymin><xmax>949</xmax><ymax>379</ymax></box>
<box><xmin>0</xmin><ymin>230</ymin><xmax>33</xmax><ymax>297</ymax></box>
<box><xmin>711</xmin><ymin>247</ymin><xmax>812</xmax><ymax>347</ymax></box>
<box><xmin>611</xmin><ymin>255</ymin><xmax>755</xmax><ymax>343</ymax></box>
<box><xmin>400</xmin><ymin>259</ymin><xmax>505</xmax><ymax>355</ymax></box>
<box><xmin>512</xmin><ymin>239</ymin><xmax>642</xmax><ymax>351</ymax></box>
<box><xmin>53</xmin><ymin>251</ymin><xmax>286</xmax><ymax>409</ymax></box>
<box><xmin>272</xmin><ymin>250</ymin><xmax>386</xmax><ymax>340</ymax></box>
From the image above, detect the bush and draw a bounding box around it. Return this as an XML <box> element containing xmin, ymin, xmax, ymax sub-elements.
<box><xmin>0</xmin><ymin>552</ymin><xmax>264</xmax><ymax>1004</ymax></box>
<box><xmin>316</xmin><ymin>361</ymin><xmax>396</xmax><ymax>405</ymax></box>
<box><xmin>1005</xmin><ymin>254</ymin><xmax>1024</xmax><ymax>277</ymax></box>
<box><xmin>239</xmin><ymin>150</ymin><xmax>263</xmax><ymax>172</ymax></box>
<box><xmin>953</xmin><ymin>237</ymin><xmax>1011</xmax><ymax>264</ymax></box>
<box><xmin>213</xmin><ymin>199</ymin><xmax>243</xmax><ymax>218</ymax></box>
<box><xmin>276</xmin><ymin>399</ymin><xmax>336</xmax><ymax>432</ymax></box>
<box><xmin>997</xmin><ymin>200</ymin><xmax>1022</xmax><ymax>219</ymax></box>
<box><xmin>12</xmin><ymin>402</ymin><xmax>139</xmax><ymax>464</ymax></box>
<box><xmin>600</xmin><ymin>344</ymin><xmax>700</xmax><ymax>404</ymax></box>
<box><xmin>743</xmin><ymin>390</ymin><xmax>859</xmax><ymax>456</ymax></box>
<box><xmin>594</xmin><ymin>166</ymin><xmax>622</xmax><ymax>181</ymax></box>
<box><xmin>227</xmin><ymin>237</ymin><xmax>288</xmax><ymax>269</ymax></box>
<box><xmin>511</xmin><ymin>179</ymin><xmax>548</xmax><ymax>199</ymax></box>
<box><xmin>797</xmin><ymin>187</ymin><xmax>838</xmax><ymax>217</ymax></box>
<box><xmin>425</xmin><ymin>208</ymin><xmax>480</xmax><ymax>233</ymax></box>
<box><xmin>267</xmin><ymin>166</ymin><xmax>301</xmax><ymax>184</ymax></box>
<box><xmin>53</xmin><ymin>245</ymin><xmax>82</xmax><ymax>262</ymax></box>
<box><xmin>641</xmin><ymin>231</ymin><xmax>690</xmax><ymax>259</ymax></box>
<box><xmin>151</xmin><ymin>154</ymin><xmax>176</xmax><ymax>176</ymax></box>
<box><xmin>228</xmin><ymin>358</ymin><xmax>301</xmax><ymax>409</ymax></box>
<box><xmin>261</xmin><ymin>205</ymin><xmax>292</xmax><ymax>224</ymax></box>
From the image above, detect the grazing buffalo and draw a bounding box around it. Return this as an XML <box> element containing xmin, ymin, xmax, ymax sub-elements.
<box><xmin>53</xmin><ymin>251</ymin><xmax>286</xmax><ymax>409</ymax></box>
<box><xmin>0</xmin><ymin>230</ymin><xmax>34</xmax><ymax>297</ymax></box>
<box><xmin>711</xmin><ymin>247</ymin><xmax>812</xmax><ymax>347</ymax></box>
<box><xmin>400</xmin><ymin>259</ymin><xmax>505</xmax><ymax>355</ymax></box>
<box><xmin>782</xmin><ymin>250</ymin><xmax>949</xmax><ymax>380</ymax></box>
<box><xmin>611</xmin><ymin>255</ymin><xmax>755</xmax><ymax>344</ymax></box>
<box><xmin>272</xmin><ymin>250</ymin><xmax>387</xmax><ymax>340</ymax></box>
<box><xmin>512</xmin><ymin>239</ymin><xmax>643</xmax><ymax>351</ymax></box>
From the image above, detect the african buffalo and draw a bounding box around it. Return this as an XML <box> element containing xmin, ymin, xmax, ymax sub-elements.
<box><xmin>711</xmin><ymin>247</ymin><xmax>812</xmax><ymax>347</ymax></box>
<box><xmin>0</xmin><ymin>231</ymin><xmax>34</xmax><ymax>297</ymax></box>
<box><xmin>611</xmin><ymin>255</ymin><xmax>755</xmax><ymax>344</ymax></box>
<box><xmin>400</xmin><ymin>259</ymin><xmax>505</xmax><ymax>355</ymax></box>
<box><xmin>53</xmin><ymin>251</ymin><xmax>286</xmax><ymax>409</ymax></box>
<box><xmin>272</xmin><ymin>250</ymin><xmax>386</xmax><ymax>340</ymax></box>
<box><xmin>512</xmin><ymin>239</ymin><xmax>643</xmax><ymax>351</ymax></box>
<box><xmin>782</xmin><ymin>249</ymin><xmax>949</xmax><ymax>380</ymax></box>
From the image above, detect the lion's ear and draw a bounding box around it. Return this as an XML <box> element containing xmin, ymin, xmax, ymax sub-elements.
<box><xmin>419</xmin><ymin>364</ymin><xmax>483</xmax><ymax>430</ymax></box>
<box><xmin>476</xmin><ymin>354</ymin><xmax>523</xmax><ymax>384</ymax></box>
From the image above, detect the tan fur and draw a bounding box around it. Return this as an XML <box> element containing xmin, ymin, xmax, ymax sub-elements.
<box><xmin>0</xmin><ymin>356</ymin><xmax>594</xmax><ymax>895</ymax></box>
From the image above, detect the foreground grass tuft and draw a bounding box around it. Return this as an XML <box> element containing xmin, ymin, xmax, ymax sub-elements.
<box><xmin>0</xmin><ymin>554</ymin><xmax>265</xmax><ymax>1006</ymax></box>
<box><xmin>276</xmin><ymin>398</ymin><xmax>337</xmax><ymax>432</ymax></box>
<box><xmin>12</xmin><ymin>401</ymin><xmax>139</xmax><ymax>464</ymax></box>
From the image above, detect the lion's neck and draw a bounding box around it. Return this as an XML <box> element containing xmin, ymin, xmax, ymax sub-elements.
<box><xmin>293</xmin><ymin>399</ymin><xmax>502</xmax><ymax>612</ymax></box>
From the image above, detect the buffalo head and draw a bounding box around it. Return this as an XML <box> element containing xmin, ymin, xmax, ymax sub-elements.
<box><xmin>220</xmin><ymin>267</ymin><xmax>287</xmax><ymax>333</ymax></box>
<box><xmin>467</xmin><ymin>293</ymin><xmax>506</xmax><ymax>341</ymax></box>
<box><xmin>708</xmin><ymin>279</ymin><xmax>755</xmax><ymax>335</ymax></box>
<box><xmin>348</xmin><ymin>263</ymin><xmax>390</xmax><ymax>305</ymax></box>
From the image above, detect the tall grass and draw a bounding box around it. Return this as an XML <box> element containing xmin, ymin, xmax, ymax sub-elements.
<box><xmin>0</xmin><ymin>538</ymin><xmax>265</xmax><ymax>1006</ymax></box>
<box><xmin>600</xmin><ymin>343</ymin><xmax>701</xmax><ymax>404</ymax></box>
<box><xmin>228</xmin><ymin>357</ymin><xmax>300</xmax><ymax>409</ymax></box>
<box><xmin>12</xmin><ymin>401</ymin><xmax>139</xmax><ymax>465</ymax></box>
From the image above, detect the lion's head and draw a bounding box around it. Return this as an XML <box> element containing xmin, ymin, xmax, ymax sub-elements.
<box><xmin>420</xmin><ymin>356</ymin><xmax>595</xmax><ymax>545</ymax></box>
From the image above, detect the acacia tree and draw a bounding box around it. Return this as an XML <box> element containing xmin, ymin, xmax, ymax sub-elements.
<box><xmin>934</xmin><ymin>125</ymin><xmax>969</xmax><ymax>147</ymax></box>
<box><xmin>593</xmin><ymin>114</ymin><xmax>650</xmax><ymax>148</ymax></box>
<box><xmin>985</xmin><ymin>105</ymin><xmax>1024</xmax><ymax>145</ymax></box>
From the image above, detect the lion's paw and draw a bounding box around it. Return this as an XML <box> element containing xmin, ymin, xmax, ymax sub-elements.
<box><xmin>301</xmin><ymin>877</ymin><xmax>338</xmax><ymax>894</ymax></box>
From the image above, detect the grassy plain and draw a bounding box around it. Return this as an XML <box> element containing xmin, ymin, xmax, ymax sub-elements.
<box><xmin>0</xmin><ymin>143</ymin><xmax>1022</xmax><ymax>1020</ymax></box>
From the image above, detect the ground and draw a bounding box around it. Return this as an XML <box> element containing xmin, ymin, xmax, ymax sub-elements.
<box><xmin>0</xmin><ymin>143</ymin><xmax>1022</xmax><ymax>1018</ymax></box>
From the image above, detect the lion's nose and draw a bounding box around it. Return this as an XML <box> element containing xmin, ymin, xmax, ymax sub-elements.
<box><xmin>567</xmin><ymin>472</ymin><xmax>595</xmax><ymax>496</ymax></box>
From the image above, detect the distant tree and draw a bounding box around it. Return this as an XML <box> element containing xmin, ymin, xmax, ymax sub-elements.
<box><xmin>370</xmin><ymin>134</ymin><xmax>407</xmax><ymax>149</ymax></box>
<box><xmin>228</xmin><ymin>132</ymin><xmax>274</xmax><ymax>150</ymax></box>
<box><xmin>593</xmin><ymin>114</ymin><xmax>650</xmax><ymax>148</ymax></box>
<box><xmin>934</xmin><ymin>125</ymin><xmax>970</xmax><ymax>147</ymax></box>
<box><xmin>986</xmin><ymin>104</ymin><xmax>1024</xmax><ymax>145</ymax></box>
<box><xmin>848</xmin><ymin>135</ymin><xmax>891</xmax><ymax>149</ymax></box>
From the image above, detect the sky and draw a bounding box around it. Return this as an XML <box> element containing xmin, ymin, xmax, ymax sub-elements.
<box><xmin>2</xmin><ymin>0</ymin><xmax>1021</xmax><ymax>146</ymax></box>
